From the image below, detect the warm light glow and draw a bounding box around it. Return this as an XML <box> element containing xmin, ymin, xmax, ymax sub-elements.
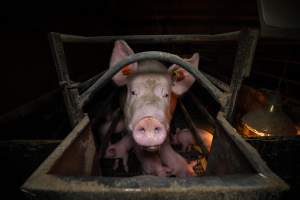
<box><xmin>243</xmin><ymin>123</ymin><xmax>270</xmax><ymax>136</ymax></box>
<box><xmin>239</xmin><ymin>122</ymin><xmax>272</xmax><ymax>137</ymax></box>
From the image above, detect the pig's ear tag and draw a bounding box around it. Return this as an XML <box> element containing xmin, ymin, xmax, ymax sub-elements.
<box><xmin>171</xmin><ymin>68</ymin><xmax>185</xmax><ymax>82</ymax></box>
<box><xmin>121</xmin><ymin>65</ymin><xmax>132</xmax><ymax>76</ymax></box>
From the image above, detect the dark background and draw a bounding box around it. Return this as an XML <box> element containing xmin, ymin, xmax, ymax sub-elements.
<box><xmin>0</xmin><ymin>0</ymin><xmax>299</xmax><ymax>199</ymax></box>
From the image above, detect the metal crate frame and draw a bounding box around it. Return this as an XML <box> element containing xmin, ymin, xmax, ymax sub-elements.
<box><xmin>21</xmin><ymin>30</ymin><xmax>289</xmax><ymax>200</ymax></box>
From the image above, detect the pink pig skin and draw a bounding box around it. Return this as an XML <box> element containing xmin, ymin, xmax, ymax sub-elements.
<box><xmin>160</xmin><ymin>139</ymin><xmax>196</xmax><ymax>177</ymax></box>
<box><xmin>134</xmin><ymin>145</ymin><xmax>173</xmax><ymax>177</ymax></box>
<box><xmin>172</xmin><ymin>128</ymin><xmax>194</xmax><ymax>152</ymax></box>
<box><xmin>172</xmin><ymin>128</ymin><xmax>213</xmax><ymax>152</ymax></box>
<box><xmin>104</xmin><ymin>134</ymin><xmax>133</xmax><ymax>172</ymax></box>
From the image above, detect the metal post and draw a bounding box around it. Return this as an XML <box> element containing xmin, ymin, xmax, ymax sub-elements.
<box><xmin>48</xmin><ymin>33</ymin><xmax>83</xmax><ymax>127</ymax></box>
<box><xmin>225</xmin><ymin>29</ymin><xmax>259</xmax><ymax>122</ymax></box>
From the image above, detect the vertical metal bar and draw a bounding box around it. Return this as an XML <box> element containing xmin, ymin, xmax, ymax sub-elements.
<box><xmin>48</xmin><ymin>32</ymin><xmax>83</xmax><ymax>127</ymax></box>
<box><xmin>179</xmin><ymin>100</ymin><xmax>210</xmax><ymax>159</ymax></box>
<box><xmin>225</xmin><ymin>29</ymin><xmax>259</xmax><ymax>122</ymax></box>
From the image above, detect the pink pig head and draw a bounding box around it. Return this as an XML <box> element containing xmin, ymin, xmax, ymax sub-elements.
<box><xmin>109</xmin><ymin>40</ymin><xmax>199</xmax><ymax>151</ymax></box>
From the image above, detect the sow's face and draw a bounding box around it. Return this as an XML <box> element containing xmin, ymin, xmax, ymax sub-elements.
<box><xmin>109</xmin><ymin>40</ymin><xmax>199</xmax><ymax>151</ymax></box>
<box><xmin>125</xmin><ymin>67</ymin><xmax>172</xmax><ymax>149</ymax></box>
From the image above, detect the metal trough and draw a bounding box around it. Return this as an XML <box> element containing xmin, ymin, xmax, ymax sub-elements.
<box><xmin>21</xmin><ymin>112</ymin><xmax>288</xmax><ymax>200</ymax></box>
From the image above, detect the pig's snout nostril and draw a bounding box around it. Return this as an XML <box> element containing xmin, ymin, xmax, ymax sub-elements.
<box><xmin>133</xmin><ymin>117</ymin><xmax>167</xmax><ymax>147</ymax></box>
<box><xmin>154</xmin><ymin>127</ymin><xmax>161</xmax><ymax>134</ymax></box>
<box><xmin>138</xmin><ymin>127</ymin><xmax>145</xmax><ymax>133</ymax></box>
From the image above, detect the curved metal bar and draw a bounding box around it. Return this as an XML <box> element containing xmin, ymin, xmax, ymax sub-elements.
<box><xmin>80</xmin><ymin>51</ymin><xmax>225</xmax><ymax>107</ymax></box>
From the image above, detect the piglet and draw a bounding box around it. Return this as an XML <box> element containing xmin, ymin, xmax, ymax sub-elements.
<box><xmin>134</xmin><ymin>145</ymin><xmax>173</xmax><ymax>177</ymax></box>
<box><xmin>104</xmin><ymin>134</ymin><xmax>133</xmax><ymax>172</ymax></box>
<box><xmin>172</xmin><ymin>128</ymin><xmax>213</xmax><ymax>152</ymax></box>
<box><xmin>99</xmin><ymin>117</ymin><xmax>125</xmax><ymax>137</ymax></box>
<box><xmin>160</xmin><ymin>139</ymin><xmax>196</xmax><ymax>177</ymax></box>
<box><xmin>198</xmin><ymin>129</ymin><xmax>213</xmax><ymax>152</ymax></box>
<box><xmin>172</xmin><ymin>128</ymin><xmax>194</xmax><ymax>152</ymax></box>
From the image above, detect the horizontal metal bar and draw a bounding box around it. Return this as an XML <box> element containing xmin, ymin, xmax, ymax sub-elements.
<box><xmin>58</xmin><ymin>31</ymin><xmax>241</xmax><ymax>44</ymax></box>
<box><xmin>80</xmin><ymin>51</ymin><xmax>225</xmax><ymax>108</ymax></box>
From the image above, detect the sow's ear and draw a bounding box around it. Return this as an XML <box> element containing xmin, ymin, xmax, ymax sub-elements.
<box><xmin>109</xmin><ymin>40</ymin><xmax>138</xmax><ymax>86</ymax></box>
<box><xmin>169</xmin><ymin>53</ymin><xmax>199</xmax><ymax>95</ymax></box>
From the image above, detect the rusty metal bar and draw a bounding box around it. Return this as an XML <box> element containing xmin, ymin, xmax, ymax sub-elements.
<box><xmin>80</xmin><ymin>51</ymin><xmax>225</xmax><ymax>108</ymax></box>
<box><xmin>225</xmin><ymin>29</ymin><xmax>259</xmax><ymax>122</ymax></box>
<box><xmin>48</xmin><ymin>33</ymin><xmax>84</xmax><ymax>127</ymax></box>
<box><xmin>179</xmin><ymin>100</ymin><xmax>210</xmax><ymax>159</ymax></box>
<box><xmin>58</xmin><ymin>31</ymin><xmax>241</xmax><ymax>44</ymax></box>
<box><xmin>187</xmin><ymin>92</ymin><xmax>217</xmax><ymax>130</ymax></box>
<box><xmin>202</xmin><ymin>72</ymin><xmax>230</xmax><ymax>92</ymax></box>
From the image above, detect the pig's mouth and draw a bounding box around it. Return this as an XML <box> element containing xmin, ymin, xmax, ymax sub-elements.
<box><xmin>142</xmin><ymin>145</ymin><xmax>160</xmax><ymax>152</ymax></box>
<box><xmin>132</xmin><ymin>116</ymin><xmax>167</xmax><ymax>151</ymax></box>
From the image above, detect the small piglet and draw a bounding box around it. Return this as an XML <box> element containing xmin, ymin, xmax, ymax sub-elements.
<box><xmin>134</xmin><ymin>146</ymin><xmax>173</xmax><ymax>177</ymax></box>
<box><xmin>172</xmin><ymin>128</ymin><xmax>213</xmax><ymax>152</ymax></box>
<box><xmin>99</xmin><ymin>117</ymin><xmax>125</xmax><ymax>137</ymax></box>
<box><xmin>104</xmin><ymin>134</ymin><xmax>133</xmax><ymax>172</ymax></box>
<box><xmin>160</xmin><ymin>139</ymin><xmax>196</xmax><ymax>177</ymax></box>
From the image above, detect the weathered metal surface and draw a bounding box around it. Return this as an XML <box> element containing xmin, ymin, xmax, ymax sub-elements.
<box><xmin>215</xmin><ymin>112</ymin><xmax>283</xmax><ymax>176</ymax></box>
<box><xmin>32</xmin><ymin>31</ymin><xmax>289</xmax><ymax>200</ymax></box>
<box><xmin>48</xmin><ymin>115</ymin><xmax>96</xmax><ymax>176</ymax></box>
<box><xmin>225</xmin><ymin>29</ymin><xmax>259</xmax><ymax>122</ymax></box>
<box><xmin>49</xmin><ymin>33</ymin><xmax>84</xmax><ymax>127</ymax></box>
<box><xmin>22</xmin><ymin>175</ymin><xmax>286</xmax><ymax>200</ymax></box>
<box><xmin>21</xmin><ymin>113</ymin><xmax>289</xmax><ymax>200</ymax></box>
<box><xmin>58</xmin><ymin>32</ymin><xmax>241</xmax><ymax>44</ymax></box>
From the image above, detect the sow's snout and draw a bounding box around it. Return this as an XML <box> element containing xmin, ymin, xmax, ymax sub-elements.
<box><xmin>132</xmin><ymin>117</ymin><xmax>167</xmax><ymax>151</ymax></box>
